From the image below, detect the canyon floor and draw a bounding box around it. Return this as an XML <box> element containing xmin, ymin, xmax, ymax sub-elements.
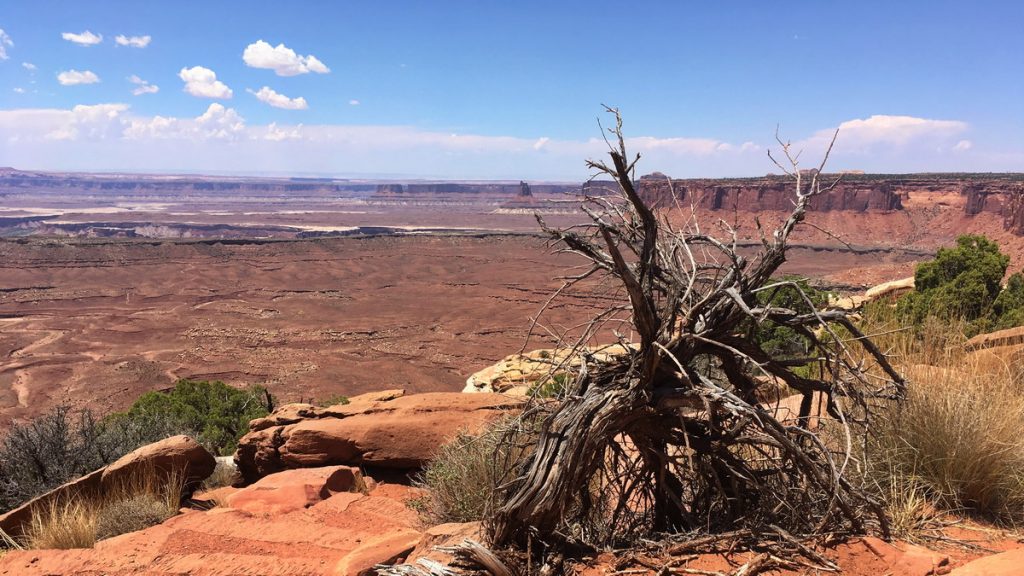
<box><xmin>0</xmin><ymin>231</ymin><xmax>925</xmax><ymax>428</ymax></box>
<box><xmin>2</xmin><ymin>174</ymin><xmax>1019</xmax><ymax>427</ymax></box>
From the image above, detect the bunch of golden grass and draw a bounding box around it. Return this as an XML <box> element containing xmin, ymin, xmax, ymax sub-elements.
<box><xmin>24</xmin><ymin>466</ymin><xmax>186</xmax><ymax>549</ymax></box>
<box><xmin>857</xmin><ymin>308</ymin><xmax>1024</xmax><ymax>528</ymax></box>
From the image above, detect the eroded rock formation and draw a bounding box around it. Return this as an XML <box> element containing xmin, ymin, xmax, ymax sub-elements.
<box><xmin>637</xmin><ymin>173</ymin><xmax>1024</xmax><ymax>231</ymax></box>
<box><xmin>234</xmin><ymin>390</ymin><xmax>524</xmax><ymax>482</ymax></box>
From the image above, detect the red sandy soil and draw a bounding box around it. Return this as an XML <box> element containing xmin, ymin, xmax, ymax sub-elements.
<box><xmin>574</xmin><ymin>521</ymin><xmax>1024</xmax><ymax>576</ymax></box>
<box><xmin>0</xmin><ymin>232</ymin><xmax>929</xmax><ymax>429</ymax></box>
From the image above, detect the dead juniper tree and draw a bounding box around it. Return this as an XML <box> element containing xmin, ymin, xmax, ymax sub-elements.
<box><xmin>486</xmin><ymin>108</ymin><xmax>906</xmax><ymax>552</ymax></box>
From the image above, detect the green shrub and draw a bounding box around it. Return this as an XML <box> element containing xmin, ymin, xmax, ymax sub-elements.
<box><xmin>316</xmin><ymin>394</ymin><xmax>350</xmax><ymax>408</ymax></box>
<box><xmin>529</xmin><ymin>372</ymin><xmax>570</xmax><ymax>399</ymax></box>
<box><xmin>0</xmin><ymin>380</ymin><xmax>271</xmax><ymax>514</ymax></box>
<box><xmin>121</xmin><ymin>380</ymin><xmax>272</xmax><ymax>455</ymax></box>
<box><xmin>750</xmin><ymin>276</ymin><xmax>832</xmax><ymax>359</ymax></box>
<box><xmin>895</xmin><ymin>234</ymin><xmax>1024</xmax><ymax>335</ymax></box>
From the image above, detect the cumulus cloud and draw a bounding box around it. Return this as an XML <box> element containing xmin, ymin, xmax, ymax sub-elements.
<box><xmin>13</xmin><ymin>87</ymin><xmax>25</xmax><ymax>94</ymax></box>
<box><xmin>248</xmin><ymin>86</ymin><xmax>308</xmax><ymax>110</ymax></box>
<box><xmin>62</xmin><ymin>30</ymin><xmax>103</xmax><ymax>46</ymax></box>
<box><xmin>953</xmin><ymin>139</ymin><xmax>973</xmax><ymax>152</ymax></box>
<box><xmin>533</xmin><ymin>137</ymin><xmax>549</xmax><ymax>150</ymax></box>
<box><xmin>128</xmin><ymin>75</ymin><xmax>158</xmax><ymax>96</ymax></box>
<box><xmin>242</xmin><ymin>40</ymin><xmax>329</xmax><ymax>76</ymax></box>
<box><xmin>835</xmin><ymin>115</ymin><xmax>967</xmax><ymax>146</ymax></box>
<box><xmin>792</xmin><ymin>114</ymin><xmax>970</xmax><ymax>163</ymax></box>
<box><xmin>115</xmin><ymin>34</ymin><xmax>151</xmax><ymax>48</ymax></box>
<box><xmin>264</xmin><ymin>122</ymin><xmax>303</xmax><ymax>141</ymax></box>
<box><xmin>124</xmin><ymin>103</ymin><xmax>246</xmax><ymax>141</ymax></box>
<box><xmin>348</xmin><ymin>99</ymin><xmax>360</xmax><ymax>106</ymax></box>
<box><xmin>57</xmin><ymin>69</ymin><xmax>100</xmax><ymax>85</ymax></box>
<box><xmin>45</xmin><ymin>103</ymin><xmax>129</xmax><ymax>140</ymax></box>
<box><xmin>0</xmin><ymin>29</ymin><xmax>12</xmax><ymax>60</ymax></box>
<box><xmin>195</xmin><ymin>103</ymin><xmax>246</xmax><ymax>138</ymax></box>
<box><xmin>178</xmin><ymin>66</ymin><xmax>232</xmax><ymax>99</ymax></box>
<box><xmin>22</xmin><ymin>61</ymin><xmax>35</xmax><ymax>71</ymax></box>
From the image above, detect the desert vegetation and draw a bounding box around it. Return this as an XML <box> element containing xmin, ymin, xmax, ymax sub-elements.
<box><xmin>22</xmin><ymin>466</ymin><xmax>186</xmax><ymax>550</ymax></box>
<box><xmin>0</xmin><ymin>379</ymin><xmax>270</xmax><ymax>514</ymax></box>
<box><xmin>892</xmin><ymin>234</ymin><xmax>1024</xmax><ymax>335</ymax></box>
<box><xmin>402</xmin><ymin>114</ymin><xmax>1024</xmax><ymax>576</ymax></box>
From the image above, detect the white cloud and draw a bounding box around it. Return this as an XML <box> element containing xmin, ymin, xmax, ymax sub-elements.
<box><xmin>792</xmin><ymin>114</ymin><xmax>970</xmax><ymax>162</ymax></box>
<box><xmin>0</xmin><ymin>29</ymin><xmax>12</xmax><ymax>60</ymax></box>
<box><xmin>128</xmin><ymin>75</ymin><xmax>159</xmax><ymax>96</ymax></box>
<box><xmin>195</xmin><ymin>103</ymin><xmax>246</xmax><ymax>138</ymax></box>
<box><xmin>0</xmin><ymin>106</ymin><xmax>1012</xmax><ymax>179</ymax></box>
<box><xmin>124</xmin><ymin>103</ymin><xmax>246</xmax><ymax>141</ymax></box>
<box><xmin>13</xmin><ymin>87</ymin><xmax>25</xmax><ymax>94</ymax></box>
<box><xmin>348</xmin><ymin>99</ymin><xmax>360</xmax><ymax>106</ymax></box>
<box><xmin>835</xmin><ymin>115</ymin><xmax>967</xmax><ymax>146</ymax></box>
<box><xmin>61</xmin><ymin>30</ymin><xmax>102</xmax><ymax>46</ymax></box>
<box><xmin>46</xmin><ymin>103</ymin><xmax>129</xmax><ymax>140</ymax></box>
<box><xmin>264</xmin><ymin>122</ymin><xmax>303</xmax><ymax>141</ymax></box>
<box><xmin>178</xmin><ymin>66</ymin><xmax>232</xmax><ymax>99</ymax></box>
<box><xmin>115</xmin><ymin>34</ymin><xmax>151</xmax><ymax>48</ymax></box>
<box><xmin>953</xmin><ymin>139</ymin><xmax>973</xmax><ymax>152</ymax></box>
<box><xmin>242</xmin><ymin>40</ymin><xmax>329</xmax><ymax>76</ymax></box>
<box><xmin>57</xmin><ymin>69</ymin><xmax>101</xmax><ymax>85</ymax></box>
<box><xmin>22</xmin><ymin>61</ymin><xmax>36</xmax><ymax>71</ymax></box>
<box><xmin>628</xmin><ymin>136</ymin><xmax>728</xmax><ymax>155</ymax></box>
<box><xmin>248</xmin><ymin>86</ymin><xmax>308</xmax><ymax>110</ymax></box>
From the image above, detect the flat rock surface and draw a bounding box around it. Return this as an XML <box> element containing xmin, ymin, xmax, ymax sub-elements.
<box><xmin>0</xmin><ymin>474</ymin><xmax>424</xmax><ymax>576</ymax></box>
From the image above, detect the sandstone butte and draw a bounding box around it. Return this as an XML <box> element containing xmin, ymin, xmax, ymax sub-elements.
<box><xmin>2</xmin><ymin>389</ymin><xmax>1024</xmax><ymax>575</ymax></box>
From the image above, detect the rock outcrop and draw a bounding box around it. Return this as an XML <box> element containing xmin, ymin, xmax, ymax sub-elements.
<box><xmin>101</xmin><ymin>435</ymin><xmax>216</xmax><ymax>490</ymax></box>
<box><xmin>949</xmin><ymin>547</ymin><xmax>1024</xmax><ymax>575</ymax></box>
<box><xmin>234</xmin><ymin>390</ymin><xmax>523</xmax><ymax>482</ymax></box>
<box><xmin>463</xmin><ymin>344</ymin><xmax>640</xmax><ymax>395</ymax></box>
<box><xmin>0</xmin><ymin>435</ymin><xmax>215</xmax><ymax>539</ymax></box>
<box><xmin>0</xmin><ymin>467</ymin><xmax>424</xmax><ymax>576</ymax></box>
<box><xmin>965</xmin><ymin>325</ymin><xmax>1024</xmax><ymax>352</ymax></box>
<box><xmin>864</xmin><ymin>276</ymin><xmax>915</xmax><ymax>301</ymax></box>
<box><xmin>637</xmin><ymin>173</ymin><xmax>904</xmax><ymax>213</ymax></box>
<box><xmin>637</xmin><ymin>173</ymin><xmax>1024</xmax><ymax>235</ymax></box>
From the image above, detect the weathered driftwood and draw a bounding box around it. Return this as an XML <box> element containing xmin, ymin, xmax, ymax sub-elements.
<box><xmin>487</xmin><ymin>109</ymin><xmax>905</xmax><ymax>550</ymax></box>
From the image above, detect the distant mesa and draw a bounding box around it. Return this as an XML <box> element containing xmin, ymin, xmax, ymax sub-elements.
<box><xmin>635</xmin><ymin>171</ymin><xmax>1024</xmax><ymax>227</ymax></box>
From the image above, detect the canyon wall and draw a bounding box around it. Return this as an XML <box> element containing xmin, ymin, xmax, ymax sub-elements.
<box><xmin>637</xmin><ymin>173</ymin><xmax>1024</xmax><ymax>232</ymax></box>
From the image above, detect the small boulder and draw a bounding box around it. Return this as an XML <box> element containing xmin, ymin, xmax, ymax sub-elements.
<box><xmin>464</xmin><ymin>345</ymin><xmax>634</xmax><ymax>395</ymax></box>
<box><xmin>225</xmin><ymin>465</ymin><xmax>366</xmax><ymax>515</ymax></box>
<box><xmin>101</xmin><ymin>435</ymin><xmax>216</xmax><ymax>492</ymax></box>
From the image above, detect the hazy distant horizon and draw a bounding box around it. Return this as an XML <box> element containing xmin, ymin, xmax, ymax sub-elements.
<box><xmin>1</xmin><ymin>2</ymin><xmax>1021</xmax><ymax>179</ymax></box>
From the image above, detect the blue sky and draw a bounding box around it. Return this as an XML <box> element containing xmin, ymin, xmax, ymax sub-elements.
<box><xmin>0</xmin><ymin>1</ymin><xmax>1021</xmax><ymax>179</ymax></box>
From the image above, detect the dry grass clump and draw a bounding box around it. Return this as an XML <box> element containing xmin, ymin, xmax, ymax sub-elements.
<box><xmin>25</xmin><ymin>498</ymin><xmax>98</xmax><ymax>550</ymax></box>
<box><xmin>862</xmin><ymin>312</ymin><xmax>1024</xmax><ymax>527</ymax></box>
<box><xmin>201</xmin><ymin>459</ymin><xmax>238</xmax><ymax>492</ymax></box>
<box><xmin>873</xmin><ymin>363</ymin><xmax>1024</xmax><ymax>523</ymax></box>
<box><xmin>414</xmin><ymin>418</ymin><xmax>536</xmax><ymax>525</ymax></box>
<box><xmin>95</xmin><ymin>494</ymin><xmax>176</xmax><ymax>541</ymax></box>
<box><xmin>24</xmin><ymin>466</ymin><xmax>185</xmax><ymax>549</ymax></box>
